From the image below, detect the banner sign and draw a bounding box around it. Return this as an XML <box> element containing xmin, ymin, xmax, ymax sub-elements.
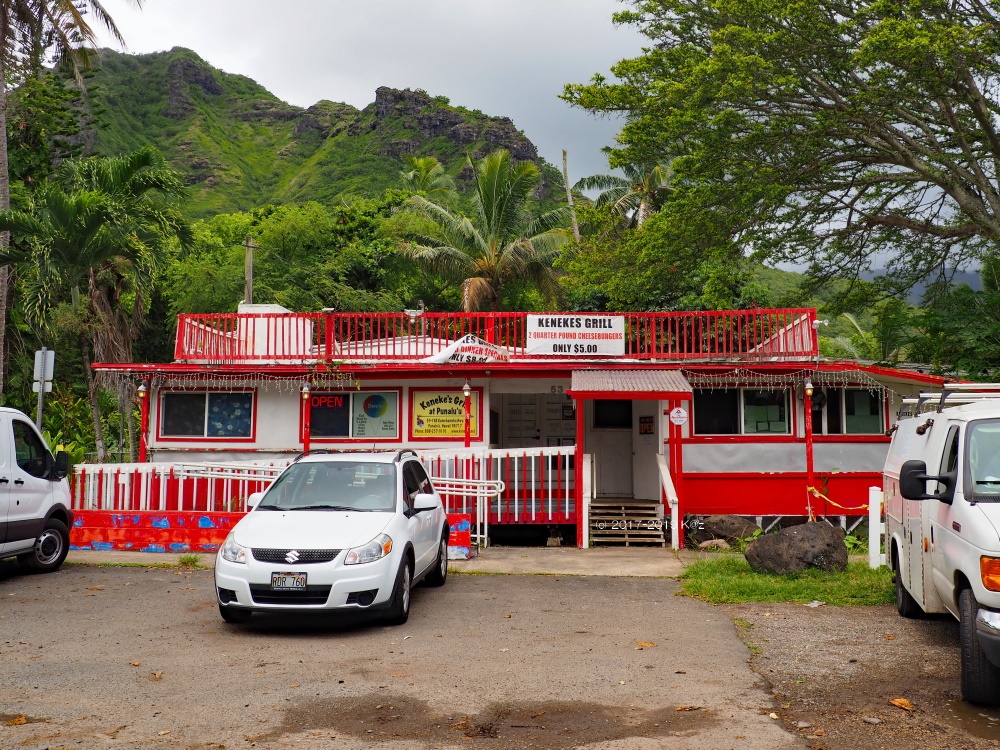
<box><xmin>420</xmin><ymin>334</ymin><xmax>511</xmax><ymax>365</ymax></box>
<box><xmin>411</xmin><ymin>390</ymin><xmax>479</xmax><ymax>438</ymax></box>
<box><xmin>353</xmin><ymin>392</ymin><xmax>398</xmax><ymax>438</ymax></box>
<box><xmin>525</xmin><ymin>315</ymin><xmax>626</xmax><ymax>356</ymax></box>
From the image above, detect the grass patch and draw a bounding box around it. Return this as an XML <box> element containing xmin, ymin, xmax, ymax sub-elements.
<box><xmin>177</xmin><ymin>554</ymin><xmax>203</xmax><ymax>569</ymax></box>
<box><xmin>680</xmin><ymin>556</ymin><xmax>892</xmax><ymax>606</ymax></box>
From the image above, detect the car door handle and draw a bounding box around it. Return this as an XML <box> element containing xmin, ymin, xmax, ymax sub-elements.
<box><xmin>0</xmin><ymin>476</ymin><xmax>7</xmax><ymax>484</ymax></box>
<box><xmin>13</xmin><ymin>479</ymin><xmax>24</xmax><ymax>485</ymax></box>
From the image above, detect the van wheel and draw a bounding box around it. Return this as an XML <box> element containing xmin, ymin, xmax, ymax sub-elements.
<box><xmin>385</xmin><ymin>559</ymin><xmax>412</xmax><ymax>625</ymax></box>
<box><xmin>894</xmin><ymin>560</ymin><xmax>923</xmax><ymax>619</ymax></box>
<box><xmin>424</xmin><ymin>530</ymin><xmax>449</xmax><ymax>587</ymax></box>
<box><xmin>959</xmin><ymin>588</ymin><xmax>1000</xmax><ymax>706</ymax></box>
<box><xmin>18</xmin><ymin>519</ymin><xmax>69</xmax><ymax>573</ymax></box>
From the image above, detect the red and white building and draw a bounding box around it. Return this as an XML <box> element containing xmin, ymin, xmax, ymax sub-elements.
<box><xmin>71</xmin><ymin>305</ymin><xmax>944</xmax><ymax>552</ymax></box>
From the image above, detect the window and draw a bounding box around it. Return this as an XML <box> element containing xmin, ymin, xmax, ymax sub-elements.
<box><xmin>968</xmin><ymin>419</ymin><xmax>1000</xmax><ymax>500</ymax></box>
<box><xmin>308</xmin><ymin>391</ymin><xmax>399</xmax><ymax>440</ymax></box>
<box><xmin>13</xmin><ymin>420</ymin><xmax>48</xmax><ymax>477</ymax></box>
<box><xmin>811</xmin><ymin>388</ymin><xmax>884</xmax><ymax>435</ymax></box>
<box><xmin>594</xmin><ymin>400</ymin><xmax>632</xmax><ymax>429</ymax></box>
<box><xmin>693</xmin><ymin>388</ymin><xmax>791</xmax><ymax>435</ymax></box>
<box><xmin>161</xmin><ymin>392</ymin><xmax>253</xmax><ymax>438</ymax></box>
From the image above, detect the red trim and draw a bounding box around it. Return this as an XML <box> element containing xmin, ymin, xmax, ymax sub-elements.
<box><xmin>408</xmin><ymin>387</ymin><xmax>483</xmax><ymax>443</ymax></box>
<box><xmin>138</xmin><ymin>386</ymin><xmax>150</xmax><ymax>462</ymax></box>
<box><xmin>155</xmin><ymin>388</ymin><xmax>257</xmax><ymax>443</ymax></box>
<box><xmin>686</xmin><ymin>435</ymin><xmax>798</xmax><ymax>443</ymax></box>
<box><xmin>574</xmin><ymin>396</ymin><xmax>585</xmax><ymax>548</ymax></box>
<box><xmin>814</xmin><ymin>435</ymin><xmax>890</xmax><ymax>443</ymax></box>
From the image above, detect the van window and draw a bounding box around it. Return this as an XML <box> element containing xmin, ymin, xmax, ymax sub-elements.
<box><xmin>13</xmin><ymin>420</ymin><xmax>47</xmax><ymax>478</ymax></box>
<box><xmin>968</xmin><ymin>420</ymin><xmax>1000</xmax><ymax>500</ymax></box>
<box><xmin>937</xmin><ymin>426</ymin><xmax>960</xmax><ymax>501</ymax></box>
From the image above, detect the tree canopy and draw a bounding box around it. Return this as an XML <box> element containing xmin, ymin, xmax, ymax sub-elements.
<box><xmin>563</xmin><ymin>0</ymin><xmax>1000</xmax><ymax>296</ymax></box>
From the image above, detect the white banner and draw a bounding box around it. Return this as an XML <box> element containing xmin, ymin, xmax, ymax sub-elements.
<box><xmin>420</xmin><ymin>334</ymin><xmax>511</xmax><ymax>365</ymax></box>
<box><xmin>525</xmin><ymin>315</ymin><xmax>626</xmax><ymax>356</ymax></box>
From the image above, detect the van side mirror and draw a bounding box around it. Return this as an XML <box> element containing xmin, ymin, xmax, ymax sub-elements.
<box><xmin>52</xmin><ymin>451</ymin><xmax>70</xmax><ymax>481</ymax></box>
<box><xmin>899</xmin><ymin>459</ymin><xmax>950</xmax><ymax>500</ymax></box>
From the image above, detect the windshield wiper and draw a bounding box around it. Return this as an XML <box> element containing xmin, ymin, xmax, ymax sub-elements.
<box><xmin>287</xmin><ymin>504</ymin><xmax>360</xmax><ymax>511</ymax></box>
<box><xmin>976</xmin><ymin>480</ymin><xmax>1000</xmax><ymax>485</ymax></box>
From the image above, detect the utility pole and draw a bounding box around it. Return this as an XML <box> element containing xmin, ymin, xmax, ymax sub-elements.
<box><xmin>244</xmin><ymin>236</ymin><xmax>257</xmax><ymax>305</ymax></box>
<box><xmin>562</xmin><ymin>150</ymin><xmax>580</xmax><ymax>242</ymax></box>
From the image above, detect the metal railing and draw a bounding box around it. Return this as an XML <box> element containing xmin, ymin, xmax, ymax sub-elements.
<box><xmin>172</xmin><ymin>309</ymin><xmax>818</xmax><ymax>363</ymax></box>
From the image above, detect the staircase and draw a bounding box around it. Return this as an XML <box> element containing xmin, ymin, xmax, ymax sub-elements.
<box><xmin>589</xmin><ymin>499</ymin><xmax>666</xmax><ymax>547</ymax></box>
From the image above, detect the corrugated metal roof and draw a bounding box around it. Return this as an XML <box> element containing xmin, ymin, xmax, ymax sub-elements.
<box><xmin>570</xmin><ymin>369</ymin><xmax>693</xmax><ymax>395</ymax></box>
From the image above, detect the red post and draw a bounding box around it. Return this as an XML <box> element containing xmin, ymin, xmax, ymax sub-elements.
<box><xmin>463</xmin><ymin>383</ymin><xmax>472</xmax><ymax>448</ymax></box>
<box><xmin>138</xmin><ymin>383</ymin><xmax>150</xmax><ymax>463</ymax></box>
<box><xmin>302</xmin><ymin>385</ymin><xmax>312</xmax><ymax>453</ymax></box>
<box><xmin>574</xmin><ymin>396</ymin><xmax>585</xmax><ymax>548</ymax></box>
<box><xmin>804</xmin><ymin>380</ymin><xmax>816</xmax><ymax>519</ymax></box>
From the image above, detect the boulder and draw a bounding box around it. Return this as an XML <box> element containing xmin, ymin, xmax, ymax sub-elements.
<box><xmin>701</xmin><ymin>515</ymin><xmax>759</xmax><ymax>542</ymax></box>
<box><xmin>744</xmin><ymin>522</ymin><xmax>848</xmax><ymax>574</ymax></box>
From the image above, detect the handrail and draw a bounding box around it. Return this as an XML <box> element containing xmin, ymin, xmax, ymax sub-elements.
<box><xmin>656</xmin><ymin>454</ymin><xmax>680</xmax><ymax>550</ymax></box>
<box><xmin>171</xmin><ymin>308</ymin><xmax>819</xmax><ymax>364</ymax></box>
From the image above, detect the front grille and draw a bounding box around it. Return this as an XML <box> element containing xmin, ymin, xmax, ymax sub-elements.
<box><xmin>251</xmin><ymin>548</ymin><xmax>341</xmax><ymax>564</ymax></box>
<box><xmin>249</xmin><ymin>585</ymin><xmax>333</xmax><ymax>606</ymax></box>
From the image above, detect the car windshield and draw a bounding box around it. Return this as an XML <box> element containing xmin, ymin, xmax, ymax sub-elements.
<box><xmin>256</xmin><ymin>461</ymin><xmax>396</xmax><ymax>512</ymax></box>
<box><xmin>968</xmin><ymin>420</ymin><xmax>1000</xmax><ymax>502</ymax></box>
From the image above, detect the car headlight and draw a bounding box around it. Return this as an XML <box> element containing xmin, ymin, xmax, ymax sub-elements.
<box><xmin>220</xmin><ymin>532</ymin><xmax>247</xmax><ymax>564</ymax></box>
<box><xmin>345</xmin><ymin>533</ymin><xmax>392</xmax><ymax>565</ymax></box>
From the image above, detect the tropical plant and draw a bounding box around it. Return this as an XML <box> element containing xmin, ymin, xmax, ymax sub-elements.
<box><xmin>827</xmin><ymin>299</ymin><xmax>913</xmax><ymax>364</ymax></box>
<box><xmin>403</xmin><ymin>149</ymin><xmax>571</xmax><ymax>311</ymax></box>
<box><xmin>573</xmin><ymin>160</ymin><xmax>674</xmax><ymax>228</ymax></box>
<box><xmin>0</xmin><ymin>0</ymin><xmax>138</xmax><ymax>401</ymax></box>
<box><xmin>400</xmin><ymin>155</ymin><xmax>456</xmax><ymax>205</ymax></box>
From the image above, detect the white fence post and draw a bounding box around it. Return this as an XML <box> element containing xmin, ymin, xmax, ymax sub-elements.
<box><xmin>868</xmin><ymin>486</ymin><xmax>885</xmax><ymax>568</ymax></box>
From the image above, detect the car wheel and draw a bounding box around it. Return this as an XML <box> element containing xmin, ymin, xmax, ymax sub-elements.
<box><xmin>219</xmin><ymin>605</ymin><xmax>253</xmax><ymax>624</ymax></box>
<box><xmin>959</xmin><ymin>588</ymin><xmax>1000</xmax><ymax>706</ymax></box>
<box><xmin>424</xmin><ymin>530</ymin><xmax>448</xmax><ymax>587</ymax></box>
<box><xmin>385</xmin><ymin>558</ymin><xmax>412</xmax><ymax>625</ymax></box>
<box><xmin>18</xmin><ymin>519</ymin><xmax>69</xmax><ymax>573</ymax></box>
<box><xmin>894</xmin><ymin>559</ymin><xmax>922</xmax><ymax>619</ymax></box>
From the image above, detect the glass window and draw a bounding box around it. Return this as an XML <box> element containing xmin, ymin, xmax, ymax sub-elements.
<box><xmin>258</xmin><ymin>461</ymin><xmax>396</xmax><ymax>511</ymax></box>
<box><xmin>694</xmin><ymin>389</ymin><xmax>739</xmax><ymax>434</ymax></box>
<box><xmin>844</xmin><ymin>389</ymin><xmax>883</xmax><ymax>434</ymax></box>
<box><xmin>13</xmin><ymin>420</ymin><xmax>48</xmax><ymax>477</ymax></box>
<box><xmin>161</xmin><ymin>392</ymin><xmax>253</xmax><ymax>438</ymax></box>
<box><xmin>743</xmin><ymin>389</ymin><xmax>789</xmax><ymax>434</ymax></box>
<box><xmin>968</xmin><ymin>420</ymin><xmax>1000</xmax><ymax>500</ymax></box>
<box><xmin>309</xmin><ymin>391</ymin><xmax>399</xmax><ymax>439</ymax></box>
<box><xmin>594</xmin><ymin>400</ymin><xmax>632</xmax><ymax>429</ymax></box>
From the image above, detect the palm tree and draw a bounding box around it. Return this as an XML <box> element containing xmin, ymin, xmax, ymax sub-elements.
<box><xmin>400</xmin><ymin>155</ymin><xmax>456</xmax><ymax>205</ymax></box>
<box><xmin>403</xmin><ymin>149</ymin><xmax>571</xmax><ymax>311</ymax></box>
<box><xmin>0</xmin><ymin>148</ymin><xmax>187</xmax><ymax>460</ymax></box>
<box><xmin>573</xmin><ymin>161</ymin><xmax>675</xmax><ymax>228</ymax></box>
<box><xmin>0</xmin><ymin>1</ymin><xmax>138</xmax><ymax>399</ymax></box>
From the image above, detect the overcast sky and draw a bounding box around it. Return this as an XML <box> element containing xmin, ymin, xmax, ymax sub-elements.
<box><xmin>92</xmin><ymin>0</ymin><xmax>645</xmax><ymax>184</ymax></box>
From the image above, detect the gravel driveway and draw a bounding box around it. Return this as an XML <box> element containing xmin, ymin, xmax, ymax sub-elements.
<box><xmin>1</xmin><ymin>561</ymin><xmax>797</xmax><ymax>750</ymax></box>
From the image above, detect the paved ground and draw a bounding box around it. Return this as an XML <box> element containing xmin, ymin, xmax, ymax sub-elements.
<box><xmin>2</xmin><ymin>550</ymin><xmax>792</xmax><ymax>750</ymax></box>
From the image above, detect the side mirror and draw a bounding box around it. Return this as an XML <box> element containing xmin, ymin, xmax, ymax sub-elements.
<box><xmin>247</xmin><ymin>491</ymin><xmax>264</xmax><ymax>510</ymax></box>
<box><xmin>52</xmin><ymin>451</ymin><xmax>70</xmax><ymax>481</ymax></box>
<box><xmin>413</xmin><ymin>492</ymin><xmax>440</xmax><ymax>513</ymax></box>
<box><xmin>899</xmin><ymin>459</ymin><xmax>949</xmax><ymax>500</ymax></box>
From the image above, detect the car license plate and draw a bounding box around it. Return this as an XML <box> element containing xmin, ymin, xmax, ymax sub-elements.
<box><xmin>271</xmin><ymin>572</ymin><xmax>307</xmax><ymax>590</ymax></box>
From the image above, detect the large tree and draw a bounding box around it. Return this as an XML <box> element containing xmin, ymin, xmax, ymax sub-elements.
<box><xmin>563</xmin><ymin>1</ymin><xmax>1000</xmax><ymax>298</ymax></box>
<box><xmin>403</xmin><ymin>149</ymin><xmax>571</xmax><ymax>311</ymax></box>
<box><xmin>0</xmin><ymin>0</ymin><xmax>137</xmax><ymax>401</ymax></box>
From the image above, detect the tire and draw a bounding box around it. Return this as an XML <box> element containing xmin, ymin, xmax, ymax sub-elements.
<box><xmin>959</xmin><ymin>588</ymin><xmax>1000</xmax><ymax>707</ymax></box>
<box><xmin>424</xmin><ymin>530</ymin><xmax>449</xmax><ymax>587</ymax></box>
<box><xmin>385</xmin><ymin>558</ymin><xmax>412</xmax><ymax>625</ymax></box>
<box><xmin>894</xmin><ymin>559</ymin><xmax>923</xmax><ymax>619</ymax></box>
<box><xmin>17</xmin><ymin>518</ymin><xmax>69</xmax><ymax>573</ymax></box>
<box><xmin>219</xmin><ymin>605</ymin><xmax>253</xmax><ymax>624</ymax></box>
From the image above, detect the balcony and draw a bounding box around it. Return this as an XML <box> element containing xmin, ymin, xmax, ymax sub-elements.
<box><xmin>173</xmin><ymin>308</ymin><xmax>818</xmax><ymax>365</ymax></box>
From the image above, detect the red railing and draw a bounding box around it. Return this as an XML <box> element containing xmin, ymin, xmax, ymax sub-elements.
<box><xmin>173</xmin><ymin>309</ymin><xmax>818</xmax><ymax>363</ymax></box>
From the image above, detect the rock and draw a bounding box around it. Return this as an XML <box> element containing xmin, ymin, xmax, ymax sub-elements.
<box><xmin>864</xmin><ymin>717</ymin><xmax>882</xmax><ymax>725</ymax></box>
<box><xmin>701</xmin><ymin>515</ymin><xmax>759</xmax><ymax>542</ymax></box>
<box><xmin>795</xmin><ymin>721</ymin><xmax>812</xmax><ymax>729</ymax></box>
<box><xmin>744</xmin><ymin>522</ymin><xmax>848</xmax><ymax>574</ymax></box>
<box><xmin>698</xmin><ymin>539</ymin><xmax>731</xmax><ymax>551</ymax></box>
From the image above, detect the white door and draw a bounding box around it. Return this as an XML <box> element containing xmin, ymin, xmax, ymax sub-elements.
<box><xmin>0</xmin><ymin>415</ymin><xmax>9</xmax><ymax>548</ymax></box>
<box><xmin>591</xmin><ymin>400</ymin><xmax>634</xmax><ymax>497</ymax></box>
<box><xmin>631</xmin><ymin>402</ymin><xmax>660</xmax><ymax>500</ymax></box>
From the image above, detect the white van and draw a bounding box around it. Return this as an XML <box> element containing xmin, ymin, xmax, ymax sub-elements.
<box><xmin>884</xmin><ymin>385</ymin><xmax>1000</xmax><ymax>706</ymax></box>
<box><xmin>0</xmin><ymin>407</ymin><xmax>72</xmax><ymax>573</ymax></box>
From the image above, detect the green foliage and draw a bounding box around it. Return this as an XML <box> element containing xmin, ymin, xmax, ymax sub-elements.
<box><xmin>910</xmin><ymin>282</ymin><xmax>1000</xmax><ymax>377</ymax></box>
<box><xmin>563</xmin><ymin>1</ymin><xmax>1000</xmax><ymax>302</ymax></box>
<box><xmin>680</xmin><ymin>556</ymin><xmax>893</xmax><ymax>606</ymax></box>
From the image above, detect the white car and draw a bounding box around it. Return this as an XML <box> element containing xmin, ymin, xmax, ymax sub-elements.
<box><xmin>215</xmin><ymin>450</ymin><xmax>449</xmax><ymax>625</ymax></box>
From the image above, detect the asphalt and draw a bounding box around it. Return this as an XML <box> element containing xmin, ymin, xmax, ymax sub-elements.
<box><xmin>66</xmin><ymin>544</ymin><xmax>688</xmax><ymax>577</ymax></box>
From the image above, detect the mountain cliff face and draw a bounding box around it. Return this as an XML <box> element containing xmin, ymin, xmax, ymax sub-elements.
<box><xmin>89</xmin><ymin>47</ymin><xmax>556</xmax><ymax>216</ymax></box>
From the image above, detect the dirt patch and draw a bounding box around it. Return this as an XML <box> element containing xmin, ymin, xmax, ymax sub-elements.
<box><xmin>257</xmin><ymin>695</ymin><xmax>717</xmax><ymax>748</ymax></box>
<box><xmin>724</xmin><ymin>601</ymin><xmax>1000</xmax><ymax>749</ymax></box>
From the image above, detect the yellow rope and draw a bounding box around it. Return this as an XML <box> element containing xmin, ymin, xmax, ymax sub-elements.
<box><xmin>806</xmin><ymin>486</ymin><xmax>869</xmax><ymax>511</ymax></box>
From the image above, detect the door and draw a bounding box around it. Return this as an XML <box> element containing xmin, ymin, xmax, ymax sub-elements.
<box><xmin>4</xmin><ymin>419</ymin><xmax>53</xmax><ymax>553</ymax></box>
<box><xmin>0</xmin><ymin>415</ymin><xmax>9</xmax><ymax>546</ymax></box>
<box><xmin>403</xmin><ymin>461</ymin><xmax>438</xmax><ymax>575</ymax></box>
<box><xmin>592</xmin><ymin>400</ymin><xmax>633</xmax><ymax>497</ymax></box>
<box><xmin>631</xmin><ymin>402</ymin><xmax>660</xmax><ymax>501</ymax></box>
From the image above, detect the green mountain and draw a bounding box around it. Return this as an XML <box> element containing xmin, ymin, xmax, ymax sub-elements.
<box><xmin>88</xmin><ymin>47</ymin><xmax>559</xmax><ymax>217</ymax></box>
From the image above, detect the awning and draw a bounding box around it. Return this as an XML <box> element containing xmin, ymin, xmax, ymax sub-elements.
<box><xmin>568</xmin><ymin>369</ymin><xmax>693</xmax><ymax>400</ymax></box>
